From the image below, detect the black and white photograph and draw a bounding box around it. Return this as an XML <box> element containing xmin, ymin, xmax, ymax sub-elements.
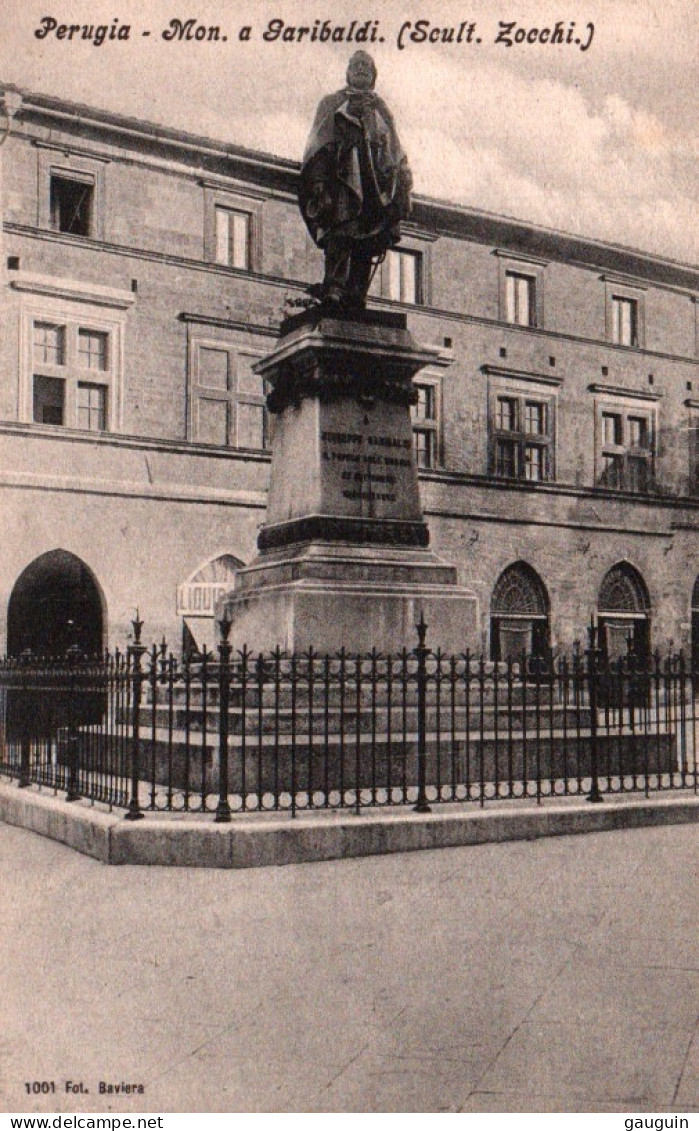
<box><xmin>0</xmin><ymin>0</ymin><xmax>697</xmax><ymax>1117</ymax></box>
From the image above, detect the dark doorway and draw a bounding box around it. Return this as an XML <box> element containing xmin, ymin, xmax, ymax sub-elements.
<box><xmin>7</xmin><ymin>550</ymin><xmax>105</xmax><ymax>658</ymax></box>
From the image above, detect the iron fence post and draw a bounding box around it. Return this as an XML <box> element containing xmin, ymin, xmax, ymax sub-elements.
<box><xmin>18</xmin><ymin>737</ymin><xmax>30</xmax><ymax>788</ymax></box>
<box><xmin>586</xmin><ymin>617</ymin><xmax>604</xmax><ymax>803</ymax></box>
<box><xmin>413</xmin><ymin>614</ymin><xmax>431</xmax><ymax>814</ymax></box>
<box><xmin>678</xmin><ymin>650</ymin><xmax>687</xmax><ymax>787</ymax></box>
<box><xmin>125</xmin><ymin>613</ymin><xmax>146</xmax><ymax>821</ymax></box>
<box><xmin>17</xmin><ymin>649</ymin><xmax>33</xmax><ymax>788</ymax></box>
<box><xmin>215</xmin><ymin>615</ymin><xmax>232</xmax><ymax>823</ymax></box>
<box><xmin>65</xmin><ymin>644</ymin><xmax>82</xmax><ymax>802</ymax></box>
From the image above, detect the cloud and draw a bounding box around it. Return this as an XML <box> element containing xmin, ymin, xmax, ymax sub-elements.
<box><xmin>385</xmin><ymin>52</ymin><xmax>697</xmax><ymax>260</ymax></box>
<box><xmin>0</xmin><ymin>0</ymin><xmax>696</xmax><ymax>263</ymax></box>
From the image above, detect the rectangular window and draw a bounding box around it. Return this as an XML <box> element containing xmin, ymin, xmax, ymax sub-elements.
<box><xmin>413</xmin><ymin>429</ymin><xmax>435</xmax><ymax>469</ymax></box>
<box><xmin>602</xmin><ymin>412</ymin><xmax>623</xmax><ymax>446</ymax></box>
<box><xmin>30</xmin><ymin>318</ymin><xmax>115</xmax><ymax>431</ymax></box>
<box><xmin>33</xmin><ymin>375</ymin><xmax>65</xmax><ymax>425</ymax></box>
<box><xmin>237</xmin><ymin>402</ymin><xmax>266</xmax><ymax>449</ymax></box>
<box><xmin>370</xmin><ymin>248</ymin><xmax>423</xmax><ymax>304</ymax></box>
<box><xmin>491</xmin><ymin>392</ymin><xmax>553</xmax><ymax>481</ymax></box>
<box><xmin>600</xmin><ymin>453</ymin><xmax>624</xmax><ymax>489</ymax></box>
<box><xmin>190</xmin><ymin>341</ymin><xmax>268</xmax><ymax>449</ymax></box>
<box><xmin>387</xmin><ymin>249</ymin><xmax>420</xmax><ymax>304</ymax></box>
<box><xmin>612</xmin><ymin>296</ymin><xmax>638</xmax><ymax>346</ymax></box>
<box><xmin>497</xmin><ymin>397</ymin><xmax>517</xmax><ymax>432</ymax></box>
<box><xmin>33</xmin><ymin>322</ymin><xmax>65</xmax><ymax>367</ymax></box>
<box><xmin>506</xmin><ymin>272</ymin><xmax>536</xmax><ymax>327</ymax></box>
<box><xmin>198</xmin><ymin>347</ymin><xmax>230</xmax><ymax>391</ymax></box>
<box><xmin>627</xmin><ymin>455</ymin><xmax>649</xmax><ymax>493</ymax></box>
<box><xmin>524</xmin><ymin>401</ymin><xmax>546</xmax><ymax>435</ymax></box>
<box><xmin>524</xmin><ymin>444</ymin><xmax>544</xmax><ymax>482</ymax></box>
<box><xmin>215</xmin><ymin>207</ymin><xmax>251</xmax><ymax>269</ymax></box>
<box><xmin>413</xmin><ymin>383</ymin><xmax>435</xmax><ymax>422</ymax></box>
<box><xmin>76</xmin><ymin>382</ymin><xmax>107</xmax><ymax>431</ymax></box>
<box><xmin>197</xmin><ymin>398</ymin><xmax>229</xmax><ymax>447</ymax></box>
<box><xmin>50</xmin><ymin>175</ymin><xmax>93</xmax><ymax>236</ymax></box>
<box><xmin>627</xmin><ymin>415</ymin><xmax>649</xmax><ymax>449</ymax></box>
<box><xmin>234</xmin><ymin>354</ymin><xmax>267</xmax><ymax>449</ymax></box>
<box><xmin>496</xmin><ymin>438</ymin><xmax>519</xmax><ymax>478</ymax></box>
<box><xmin>597</xmin><ymin>404</ymin><xmax>654</xmax><ymax>492</ymax></box>
<box><xmin>77</xmin><ymin>329</ymin><xmax>108</xmax><ymax>371</ymax></box>
<box><xmin>411</xmin><ymin>380</ymin><xmax>439</xmax><ymax>468</ymax></box>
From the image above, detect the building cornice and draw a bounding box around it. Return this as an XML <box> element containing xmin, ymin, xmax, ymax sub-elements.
<box><xmin>198</xmin><ymin>177</ymin><xmax>273</xmax><ymax>202</ymax></box>
<box><xmin>7</xmin><ymin>86</ymin><xmax>698</xmax><ymax>293</ymax></box>
<box><xmin>31</xmin><ymin>138</ymin><xmax>111</xmax><ymax>163</ymax></box>
<box><xmin>588</xmin><ymin>382</ymin><xmax>663</xmax><ymax>402</ymax></box>
<box><xmin>419</xmin><ymin>466</ymin><xmax>699</xmax><ymax>513</ymax></box>
<box><xmin>1</xmin><ymin>421</ymin><xmax>696</xmax><ymax>514</ymax></box>
<box><xmin>423</xmin><ymin>506</ymin><xmax>675</xmax><ymax>538</ymax></box>
<box><xmin>7</xmin><ymin>222</ymin><xmax>699</xmax><ymax>367</ymax></box>
<box><xmin>482</xmin><ymin>365</ymin><xmax>563</xmax><ymax>387</ymax></box>
<box><xmin>0</xmin><ymin>419</ymin><xmax>273</xmax><ymax>463</ymax></box>
<box><xmin>179</xmin><ymin>313</ymin><xmax>279</xmax><ymax>338</ymax></box>
<box><xmin>9</xmin><ymin>270</ymin><xmax>135</xmax><ymax>308</ymax></box>
<box><xmin>493</xmin><ymin>249</ymin><xmax>549</xmax><ymax>268</ymax></box>
<box><xmin>599</xmin><ymin>273</ymin><xmax>648</xmax><ymax>292</ymax></box>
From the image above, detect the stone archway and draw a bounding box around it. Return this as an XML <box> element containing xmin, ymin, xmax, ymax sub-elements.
<box><xmin>490</xmin><ymin>561</ymin><xmax>550</xmax><ymax>662</ymax></box>
<box><xmin>7</xmin><ymin>549</ymin><xmax>105</xmax><ymax>658</ymax></box>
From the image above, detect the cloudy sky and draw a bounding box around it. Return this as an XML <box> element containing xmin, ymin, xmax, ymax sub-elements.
<box><xmin>0</xmin><ymin>0</ymin><xmax>696</xmax><ymax>262</ymax></box>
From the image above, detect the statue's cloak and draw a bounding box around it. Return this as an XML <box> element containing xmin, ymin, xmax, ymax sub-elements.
<box><xmin>299</xmin><ymin>87</ymin><xmax>411</xmax><ymax>255</ymax></box>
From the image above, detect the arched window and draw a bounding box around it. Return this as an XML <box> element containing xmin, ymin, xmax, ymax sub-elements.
<box><xmin>7</xmin><ymin>549</ymin><xmax>105</xmax><ymax>658</ymax></box>
<box><xmin>490</xmin><ymin>562</ymin><xmax>550</xmax><ymax>662</ymax></box>
<box><xmin>599</xmin><ymin>564</ymin><xmax>650</xmax><ymax>615</ymax></box>
<box><xmin>598</xmin><ymin>562</ymin><xmax>650</xmax><ymax>661</ymax></box>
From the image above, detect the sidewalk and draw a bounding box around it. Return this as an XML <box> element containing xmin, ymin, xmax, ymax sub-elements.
<box><xmin>0</xmin><ymin>819</ymin><xmax>697</xmax><ymax>1112</ymax></box>
<box><xmin>0</xmin><ymin>777</ymin><xmax>697</xmax><ymax>868</ymax></box>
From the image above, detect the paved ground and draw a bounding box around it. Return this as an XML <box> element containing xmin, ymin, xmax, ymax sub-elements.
<box><xmin>0</xmin><ymin>821</ymin><xmax>697</xmax><ymax>1114</ymax></box>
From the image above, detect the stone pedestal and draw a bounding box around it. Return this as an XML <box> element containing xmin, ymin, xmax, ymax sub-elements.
<box><xmin>223</xmin><ymin>307</ymin><xmax>478</xmax><ymax>653</ymax></box>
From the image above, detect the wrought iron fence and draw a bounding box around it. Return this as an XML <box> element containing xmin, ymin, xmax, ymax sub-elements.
<box><xmin>0</xmin><ymin>617</ymin><xmax>696</xmax><ymax>820</ymax></box>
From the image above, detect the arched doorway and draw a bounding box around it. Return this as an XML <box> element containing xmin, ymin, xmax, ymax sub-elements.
<box><xmin>687</xmin><ymin>579</ymin><xmax>692</xmax><ymax>674</ymax></box>
<box><xmin>490</xmin><ymin>562</ymin><xmax>550</xmax><ymax>662</ymax></box>
<box><xmin>7</xmin><ymin>550</ymin><xmax>105</xmax><ymax>658</ymax></box>
<box><xmin>598</xmin><ymin>562</ymin><xmax>650</xmax><ymax>663</ymax></box>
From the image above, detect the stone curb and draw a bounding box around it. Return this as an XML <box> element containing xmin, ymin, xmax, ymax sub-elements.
<box><xmin>0</xmin><ymin>780</ymin><xmax>697</xmax><ymax>868</ymax></box>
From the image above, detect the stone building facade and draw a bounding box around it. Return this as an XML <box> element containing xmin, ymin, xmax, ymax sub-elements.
<box><xmin>1</xmin><ymin>85</ymin><xmax>697</xmax><ymax>661</ymax></box>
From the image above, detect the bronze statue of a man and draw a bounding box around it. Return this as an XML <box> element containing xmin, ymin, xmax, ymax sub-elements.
<box><xmin>299</xmin><ymin>51</ymin><xmax>413</xmax><ymax>309</ymax></box>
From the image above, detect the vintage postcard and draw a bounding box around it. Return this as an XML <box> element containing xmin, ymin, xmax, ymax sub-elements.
<box><xmin>0</xmin><ymin>0</ymin><xmax>696</xmax><ymax>1117</ymax></box>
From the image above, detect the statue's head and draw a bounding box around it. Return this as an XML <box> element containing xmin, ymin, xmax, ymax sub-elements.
<box><xmin>346</xmin><ymin>51</ymin><xmax>377</xmax><ymax>91</ymax></box>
